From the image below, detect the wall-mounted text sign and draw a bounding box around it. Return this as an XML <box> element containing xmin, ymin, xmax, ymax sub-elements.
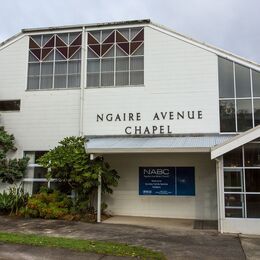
<box><xmin>96</xmin><ymin>110</ymin><xmax>203</xmax><ymax>135</ymax></box>
<box><xmin>139</xmin><ymin>167</ymin><xmax>195</xmax><ymax>196</ymax></box>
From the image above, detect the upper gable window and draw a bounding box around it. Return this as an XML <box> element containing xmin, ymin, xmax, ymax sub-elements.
<box><xmin>27</xmin><ymin>33</ymin><xmax>82</xmax><ymax>90</ymax></box>
<box><xmin>218</xmin><ymin>57</ymin><xmax>260</xmax><ymax>133</ymax></box>
<box><xmin>87</xmin><ymin>27</ymin><xmax>144</xmax><ymax>88</ymax></box>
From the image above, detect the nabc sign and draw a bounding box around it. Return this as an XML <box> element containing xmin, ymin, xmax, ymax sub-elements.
<box><xmin>139</xmin><ymin>167</ymin><xmax>195</xmax><ymax>196</ymax></box>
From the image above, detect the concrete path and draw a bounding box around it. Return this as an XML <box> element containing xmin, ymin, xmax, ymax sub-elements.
<box><xmin>240</xmin><ymin>235</ymin><xmax>260</xmax><ymax>260</ymax></box>
<box><xmin>0</xmin><ymin>216</ymin><xmax>248</xmax><ymax>259</ymax></box>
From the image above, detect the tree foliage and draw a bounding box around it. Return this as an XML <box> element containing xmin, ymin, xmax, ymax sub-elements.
<box><xmin>37</xmin><ymin>136</ymin><xmax>120</xmax><ymax>208</ymax></box>
<box><xmin>0</xmin><ymin>127</ymin><xmax>29</xmax><ymax>184</ymax></box>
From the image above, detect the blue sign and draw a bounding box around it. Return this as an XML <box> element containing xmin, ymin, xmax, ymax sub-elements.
<box><xmin>139</xmin><ymin>167</ymin><xmax>195</xmax><ymax>196</ymax></box>
<box><xmin>139</xmin><ymin>167</ymin><xmax>175</xmax><ymax>195</ymax></box>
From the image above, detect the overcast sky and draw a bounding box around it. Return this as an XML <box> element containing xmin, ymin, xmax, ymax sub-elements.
<box><xmin>1</xmin><ymin>0</ymin><xmax>259</xmax><ymax>63</ymax></box>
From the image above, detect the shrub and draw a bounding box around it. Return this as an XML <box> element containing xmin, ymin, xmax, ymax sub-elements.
<box><xmin>0</xmin><ymin>191</ymin><xmax>13</xmax><ymax>213</ymax></box>
<box><xmin>0</xmin><ymin>127</ymin><xmax>29</xmax><ymax>184</ymax></box>
<box><xmin>37</xmin><ymin>136</ymin><xmax>120</xmax><ymax>211</ymax></box>
<box><xmin>0</xmin><ymin>185</ymin><xmax>29</xmax><ymax>215</ymax></box>
<box><xmin>20</xmin><ymin>188</ymin><xmax>72</xmax><ymax>219</ymax></box>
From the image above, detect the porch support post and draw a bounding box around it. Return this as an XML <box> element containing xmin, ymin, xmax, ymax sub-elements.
<box><xmin>215</xmin><ymin>156</ymin><xmax>224</xmax><ymax>233</ymax></box>
<box><xmin>90</xmin><ymin>153</ymin><xmax>102</xmax><ymax>223</ymax></box>
<box><xmin>97</xmin><ymin>172</ymin><xmax>102</xmax><ymax>223</ymax></box>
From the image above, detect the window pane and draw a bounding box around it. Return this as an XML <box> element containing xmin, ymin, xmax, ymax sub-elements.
<box><xmin>28</xmin><ymin>76</ymin><xmax>40</xmax><ymax>90</ymax></box>
<box><xmin>70</xmin><ymin>49</ymin><xmax>81</xmax><ymax>60</ymax></box>
<box><xmin>245</xmin><ymin>169</ymin><xmax>260</xmax><ymax>192</ymax></box>
<box><xmin>130</xmin><ymin>56</ymin><xmax>144</xmax><ymax>71</ymax></box>
<box><xmin>252</xmin><ymin>70</ymin><xmax>260</xmax><ymax>97</ymax></box>
<box><xmin>116</xmin><ymin>57</ymin><xmax>129</xmax><ymax>71</ymax></box>
<box><xmin>116</xmin><ymin>72</ymin><xmax>129</xmax><ymax>86</ymax></box>
<box><xmin>101</xmin><ymin>58</ymin><xmax>114</xmax><ymax>72</ymax></box>
<box><xmin>225</xmin><ymin>208</ymin><xmax>243</xmax><ymax>218</ymax></box>
<box><xmin>237</xmin><ymin>99</ymin><xmax>253</xmax><ymax>131</ymax></box>
<box><xmin>218</xmin><ymin>57</ymin><xmax>234</xmax><ymax>98</ymax></box>
<box><xmin>33</xmin><ymin>167</ymin><xmax>48</xmax><ymax>178</ymax></box>
<box><xmin>40</xmin><ymin>76</ymin><xmax>53</xmax><ymax>89</ymax></box>
<box><xmin>225</xmin><ymin>193</ymin><xmax>244</xmax><ymax>207</ymax></box>
<box><xmin>176</xmin><ymin>167</ymin><xmax>195</xmax><ymax>196</ymax></box>
<box><xmin>87</xmin><ymin>73</ymin><xmax>99</xmax><ymax>87</ymax></box>
<box><xmin>28</xmin><ymin>63</ymin><xmax>40</xmax><ymax>76</ymax></box>
<box><xmin>35</xmin><ymin>151</ymin><xmax>47</xmax><ymax>161</ymax></box>
<box><xmin>54</xmin><ymin>75</ymin><xmax>67</xmax><ymax>88</ymax></box>
<box><xmin>29</xmin><ymin>51</ymin><xmax>39</xmax><ymax>62</ymax></box>
<box><xmin>132</xmin><ymin>44</ymin><xmax>144</xmax><ymax>56</ymax></box>
<box><xmin>101</xmin><ymin>72</ymin><xmax>114</xmax><ymax>86</ymax></box>
<box><xmin>219</xmin><ymin>100</ymin><xmax>236</xmax><ymax>132</ymax></box>
<box><xmin>235</xmin><ymin>64</ymin><xmax>251</xmax><ymax>98</ymax></box>
<box><xmin>68</xmin><ymin>75</ymin><xmax>80</xmax><ymax>88</ymax></box>
<box><xmin>0</xmin><ymin>100</ymin><xmax>20</xmax><ymax>111</ymax></box>
<box><xmin>247</xmin><ymin>195</ymin><xmax>260</xmax><ymax>218</ymax></box>
<box><xmin>24</xmin><ymin>167</ymin><xmax>34</xmax><ymax>178</ymax></box>
<box><xmin>68</xmin><ymin>60</ymin><xmax>81</xmax><ymax>74</ymax></box>
<box><xmin>130</xmin><ymin>71</ymin><xmax>144</xmax><ymax>85</ymax></box>
<box><xmin>116</xmin><ymin>46</ymin><xmax>127</xmax><ymax>57</ymax></box>
<box><xmin>55</xmin><ymin>61</ymin><xmax>67</xmax><ymax>75</ymax></box>
<box><xmin>224</xmin><ymin>170</ymin><xmax>243</xmax><ymax>192</ymax></box>
<box><xmin>223</xmin><ymin>147</ymin><xmax>243</xmax><ymax>167</ymax></box>
<box><xmin>254</xmin><ymin>99</ymin><xmax>260</xmax><ymax>126</ymax></box>
<box><xmin>225</xmin><ymin>194</ymin><xmax>244</xmax><ymax>218</ymax></box>
<box><xmin>41</xmin><ymin>62</ymin><xmax>53</xmax><ymax>76</ymax></box>
<box><xmin>23</xmin><ymin>181</ymin><xmax>48</xmax><ymax>194</ymax></box>
<box><xmin>87</xmin><ymin>59</ymin><xmax>100</xmax><ymax>73</ymax></box>
<box><xmin>244</xmin><ymin>143</ymin><xmax>260</xmax><ymax>167</ymax></box>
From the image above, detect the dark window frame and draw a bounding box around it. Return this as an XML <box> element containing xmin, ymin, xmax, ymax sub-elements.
<box><xmin>0</xmin><ymin>100</ymin><xmax>21</xmax><ymax>111</ymax></box>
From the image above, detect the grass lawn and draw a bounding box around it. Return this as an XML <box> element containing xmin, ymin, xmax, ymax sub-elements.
<box><xmin>0</xmin><ymin>231</ymin><xmax>166</xmax><ymax>259</ymax></box>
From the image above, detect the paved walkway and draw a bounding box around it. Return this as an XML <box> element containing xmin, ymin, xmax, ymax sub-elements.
<box><xmin>0</xmin><ymin>216</ymin><xmax>249</xmax><ymax>259</ymax></box>
<box><xmin>240</xmin><ymin>235</ymin><xmax>260</xmax><ymax>260</ymax></box>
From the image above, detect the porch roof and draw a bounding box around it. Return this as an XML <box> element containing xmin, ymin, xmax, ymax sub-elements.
<box><xmin>85</xmin><ymin>135</ymin><xmax>233</xmax><ymax>154</ymax></box>
<box><xmin>211</xmin><ymin>125</ymin><xmax>260</xmax><ymax>159</ymax></box>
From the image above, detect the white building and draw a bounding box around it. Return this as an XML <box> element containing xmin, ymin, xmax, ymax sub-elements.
<box><xmin>0</xmin><ymin>19</ymin><xmax>260</xmax><ymax>235</ymax></box>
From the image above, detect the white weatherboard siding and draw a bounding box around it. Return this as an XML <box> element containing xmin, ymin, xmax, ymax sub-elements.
<box><xmin>0</xmin><ymin>36</ymin><xmax>81</xmax><ymax>156</ymax></box>
<box><xmin>84</xmin><ymin>27</ymin><xmax>219</xmax><ymax>136</ymax></box>
<box><xmin>103</xmin><ymin>153</ymin><xmax>217</xmax><ymax>220</ymax></box>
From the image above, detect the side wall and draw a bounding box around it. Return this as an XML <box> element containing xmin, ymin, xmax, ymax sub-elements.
<box><xmin>0</xmin><ymin>36</ymin><xmax>81</xmax><ymax>157</ymax></box>
<box><xmin>104</xmin><ymin>153</ymin><xmax>217</xmax><ymax>220</ymax></box>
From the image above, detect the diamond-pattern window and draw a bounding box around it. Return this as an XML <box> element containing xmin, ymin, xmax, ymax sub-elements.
<box><xmin>87</xmin><ymin>27</ymin><xmax>144</xmax><ymax>87</ymax></box>
<box><xmin>27</xmin><ymin>32</ymin><xmax>82</xmax><ymax>90</ymax></box>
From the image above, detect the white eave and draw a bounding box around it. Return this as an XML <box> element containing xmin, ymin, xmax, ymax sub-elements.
<box><xmin>85</xmin><ymin>135</ymin><xmax>233</xmax><ymax>154</ymax></box>
<box><xmin>211</xmin><ymin>126</ymin><xmax>260</xmax><ymax>159</ymax></box>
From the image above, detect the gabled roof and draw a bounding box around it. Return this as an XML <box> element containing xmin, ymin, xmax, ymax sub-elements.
<box><xmin>0</xmin><ymin>19</ymin><xmax>260</xmax><ymax>71</ymax></box>
<box><xmin>211</xmin><ymin>125</ymin><xmax>260</xmax><ymax>159</ymax></box>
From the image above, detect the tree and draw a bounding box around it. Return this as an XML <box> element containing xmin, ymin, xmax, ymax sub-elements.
<box><xmin>37</xmin><ymin>136</ymin><xmax>120</xmax><ymax>209</ymax></box>
<box><xmin>0</xmin><ymin>126</ymin><xmax>29</xmax><ymax>184</ymax></box>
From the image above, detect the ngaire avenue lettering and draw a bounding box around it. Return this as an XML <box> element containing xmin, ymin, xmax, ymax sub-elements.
<box><xmin>96</xmin><ymin>110</ymin><xmax>203</xmax><ymax>135</ymax></box>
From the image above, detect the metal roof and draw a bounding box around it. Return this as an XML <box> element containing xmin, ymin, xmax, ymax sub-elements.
<box><xmin>211</xmin><ymin>126</ymin><xmax>260</xmax><ymax>159</ymax></box>
<box><xmin>21</xmin><ymin>19</ymin><xmax>151</xmax><ymax>33</ymax></box>
<box><xmin>85</xmin><ymin>135</ymin><xmax>234</xmax><ymax>154</ymax></box>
